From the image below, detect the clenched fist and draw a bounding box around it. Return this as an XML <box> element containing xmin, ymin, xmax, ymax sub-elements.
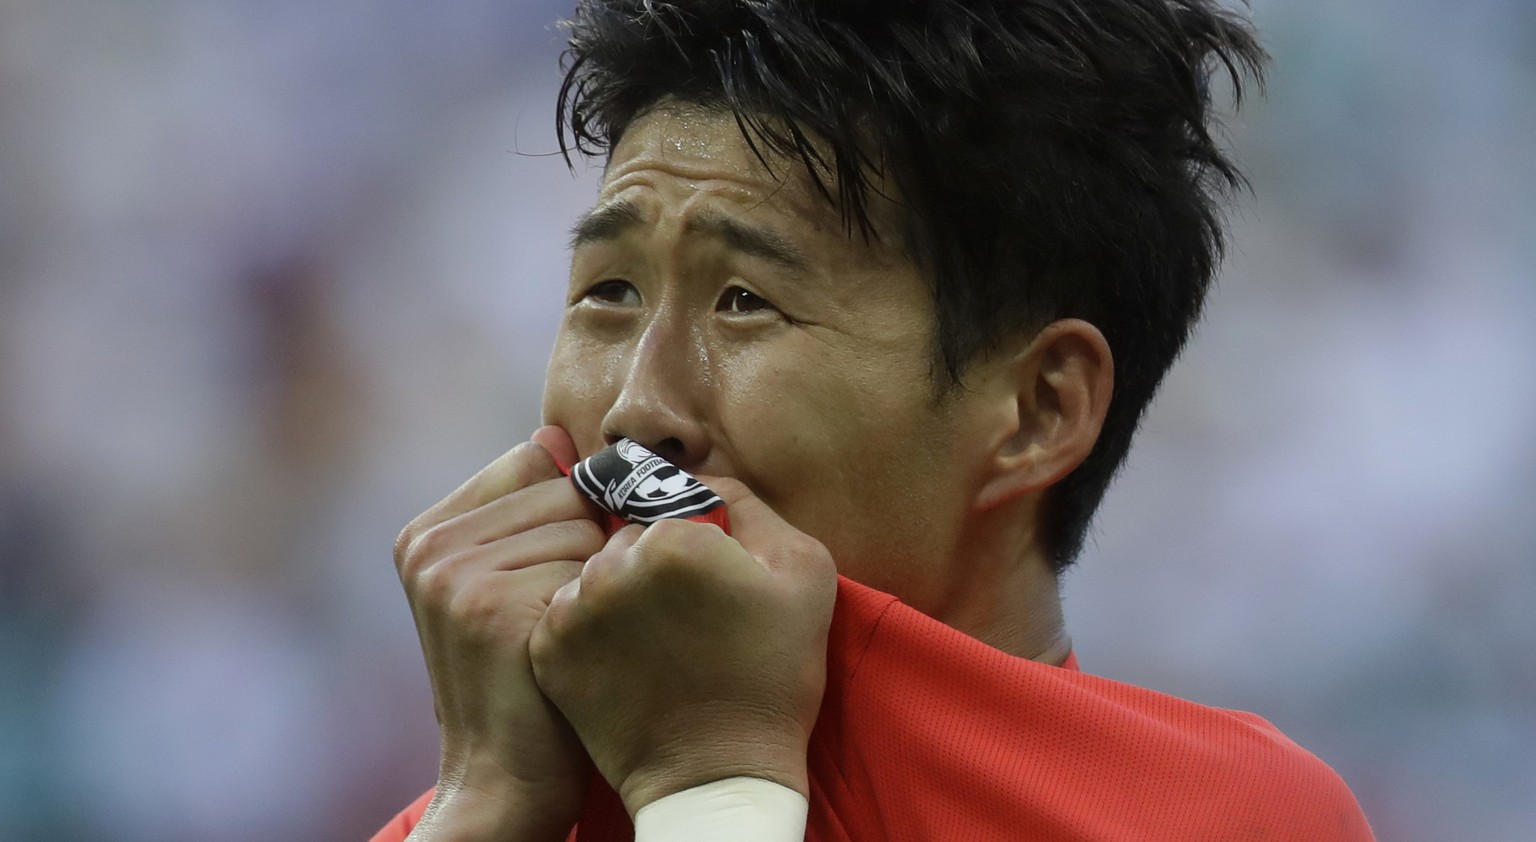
<box><xmin>528</xmin><ymin>476</ymin><xmax>838</xmax><ymax>817</ymax></box>
<box><xmin>395</xmin><ymin>426</ymin><xmax>603</xmax><ymax>841</ymax></box>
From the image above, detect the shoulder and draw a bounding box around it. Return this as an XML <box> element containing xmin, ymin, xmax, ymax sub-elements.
<box><xmin>818</xmin><ymin>580</ymin><xmax>1373</xmax><ymax>839</ymax></box>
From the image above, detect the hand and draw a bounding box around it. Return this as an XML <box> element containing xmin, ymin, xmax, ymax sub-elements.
<box><xmin>395</xmin><ymin>426</ymin><xmax>605</xmax><ymax>841</ymax></box>
<box><xmin>528</xmin><ymin>477</ymin><xmax>838</xmax><ymax>817</ymax></box>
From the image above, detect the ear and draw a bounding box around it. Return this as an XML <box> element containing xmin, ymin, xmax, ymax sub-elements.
<box><xmin>974</xmin><ymin>319</ymin><xmax>1114</xmax><ymax>512</ymax></box>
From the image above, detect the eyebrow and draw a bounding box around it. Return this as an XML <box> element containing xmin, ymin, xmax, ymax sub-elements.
<box><xmin>568</xmin><ymin>200</ymin><xmax>645</xmax><ymax>250</ymax></box>
<box><xmin>569</xmin><ymin>200</ymin><xmax>812</xmax><ymax>276</ymax></box>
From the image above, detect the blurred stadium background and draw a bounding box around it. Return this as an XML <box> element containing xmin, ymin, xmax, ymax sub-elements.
<box><xmin>0</xmin><ymin>1</ymin><xmax>1532</xmax><ymax>839</ymax></box>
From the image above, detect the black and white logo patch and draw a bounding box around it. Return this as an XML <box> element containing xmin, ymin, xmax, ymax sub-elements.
<box><xmin>570</xmin><ymin>439</ymin><xmax>725</xmax><ymax>524</ymax></box>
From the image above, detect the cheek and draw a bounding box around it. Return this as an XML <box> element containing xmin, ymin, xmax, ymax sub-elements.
<box><xmin>721</xmin><ymin>339</ymin><xmax>945</xmax><ymax>527</ymax></box>
<box><xmin>541</xmin><ymin>328</ymin><xmax>624</xmax><ymax>449</ymax></box>
<box><xmin>708</xmin><ymin>346</ymin><xmax>844</xmax><ymax>507</ymax></box>
<box><xmin>802</xmin><ymin>430</ymin><xmax>961</xmax><ymax>600</ymax></box>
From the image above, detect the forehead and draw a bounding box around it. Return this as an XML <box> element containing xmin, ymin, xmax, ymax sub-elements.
<box><xmin>608</xmin><ymin>103</ymin><xmax>771</xmax><ymax>178</ymax></box>
<box><xmin>598</xmin><ymin>103</ymin><xmax>907</xmax><ymax>254</ymax></box>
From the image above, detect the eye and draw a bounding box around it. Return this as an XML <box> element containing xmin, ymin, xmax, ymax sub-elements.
<box><xmin>717</xmin><ymin>286</ymin><xmax>775</xmax><ymax>314</ymax></box>
<box><xmin>583</xmin><ymin>279</ymin><xmax>640</xmax><ymax>306</ymax></box>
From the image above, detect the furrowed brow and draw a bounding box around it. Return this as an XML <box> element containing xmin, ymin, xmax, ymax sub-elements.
<box><xmin>685</xmin><ymin>209</ymin><xmax>812</xmax><ymax>276</ymax></box>
<box><xmin>569</xmin><ymin>199</ymin><xmax>645</xmax><ymax>249</ymax></box>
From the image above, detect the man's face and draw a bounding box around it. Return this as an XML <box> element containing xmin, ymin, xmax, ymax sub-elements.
<box><xmin>542</xmin><ymin>104</ymin><xmax>995</xmax><ymax>607</ymax></box>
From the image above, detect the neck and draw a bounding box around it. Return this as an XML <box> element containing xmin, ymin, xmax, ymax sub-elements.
<box><xmin>929</xmin><ymin>503</ymin><xmax>1070</xmax><ymax>664</ymax></box>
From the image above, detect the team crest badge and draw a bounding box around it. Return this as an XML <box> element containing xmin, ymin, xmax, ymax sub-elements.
<box><xmin>570</xmin><ymin>438</ymin><xmax>725</xmax><ymax>524</ymax></box>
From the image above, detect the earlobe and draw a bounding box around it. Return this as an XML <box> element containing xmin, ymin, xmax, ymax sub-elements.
<box><xmin>975</xmin><ymin>319</ymin><xmax>1113</xmax><ymax>512</ymax></box>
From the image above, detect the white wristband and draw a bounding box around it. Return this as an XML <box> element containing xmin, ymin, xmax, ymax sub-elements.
<box><xmin>634</xmin><ymin>777</ymin><xmax>808</xmax><ymax>842</ymax></box>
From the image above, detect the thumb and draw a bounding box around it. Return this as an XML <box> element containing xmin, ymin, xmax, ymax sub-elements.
<box><xmin>693</xmin><ymin>476</ymin><xmax>826</xmax><ymax>572</ymax></box>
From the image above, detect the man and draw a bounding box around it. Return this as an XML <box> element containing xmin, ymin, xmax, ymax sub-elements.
<box><xmin>375</xmin><ymin>0</ymin><xmax>1373</xmax><ymax>839</ymax></box>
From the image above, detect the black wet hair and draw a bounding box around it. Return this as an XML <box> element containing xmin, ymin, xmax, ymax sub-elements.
<box><xmin>556</xmin><ymin>0</ymin><xmax>1266</xmax><ymax>571</ymax></box>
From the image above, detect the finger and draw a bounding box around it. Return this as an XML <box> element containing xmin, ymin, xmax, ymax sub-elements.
<box><xmin>603</xmin><ymin>522</ymin><xmax>646</xmax><ymax>553</ymax></box>
<box><xmin>443</xmin><ymin>475</ymin><xmax>600</xmax><ymax>547</ymax></box>
<box><xmin>693</xmin><ymin>475</ymin><xmax>832</xmax><ymax>577</ymax></box>
<box><xmin>530</xmin><ymin>425</ymin><xmax>580</xmax><ymax>474</ymax></box>
<box><xmin>417</xmin><ymin>551</ymin><xmax>585</xmax><ymax>647</ymax></box>
<box><xmin>579</xmin><ymin>523</ymin><xmax>645</xmax><ymax>596</ymax></box>
<box><xmin>512</xmin><ymin>558</ymin><xmax>585</xmax><ymax>616</ymax></box>
<box><xmin>549</xmin><ymin>575</ymin><xmax>581</xmax><ymax>614</ymax></box>
<box><xmin>428</xmin><ymin>438</ymin><xmax>564</xmax><ymax>523</ymax></box>
<box><xmin>530</xmin><ymin>570</ymin><xmax>585</xmax><ymax>659</ymax></box>
<box><xmin>405</xmin><ymin>519</ymin><xmax>600</xmax><ymax>619</ymax></box>
<box><xmin>691</xmin><ymin>475</ymin><xmax>791</xmax><ymax>549</ymax></box>
<box><xmin>463</xmin><ymin>518</ymin><xmax>608</xmax><ymax>573</ymax></box>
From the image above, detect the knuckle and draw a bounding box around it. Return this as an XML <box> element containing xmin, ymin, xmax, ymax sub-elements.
<box><xmin>643</xmin><ymin>517</ymin><xmax>691</xmax><ymax>544</ymax></box>
<box><xmin>637</xmin><ymin>519</ymin><xmax>688</xmax><ymax>558</ymax></box>
<box><xmin>529</xmin><ymin>585</ymin><xmax>579</xmax><ymax>667</ymax></box>
<box><xmin>579</xmin><ymin>550</ymin><xmax>606</xmax><ymax>587</ymax></box>
<box><xmin>528</xmin><ymin>628</ymin><xmax>570</xmax><ymax>696</ymax></box>
<box><xmin>527</xmin><ymin>616</ymin><xmax>553</xmax><ymax>660</ymax></box>
<box><xmin>394</xmin><ymin>519</ymin><xmax>435</xmax><ymax>578</ymax></box>
<box><xmin>443</xmin><ymin>578</ymin><xmax>500</xmax><ymax>628</ymax></box>
<box><xmin>398</xmin><ymin>522</ymin><xmax>455</xmax><ymax>578</ymax></box>
<box><xmin>393</xmin><ymin>520</ymin><xmax>419</xmax><ymax>573</ymax></box>
<box><xmin>633</xmin><ymin>520</ymin><xmax>711</xmax><ymax>581</ymax></box>
<box><xmin>785</xmin><ymin>532</ymin><xmax>830</xmax><ymax>564</ymax></box>
<box><xmin>781</xmin><ymin>533</ymin><xmax>837</xmax><ymax>589</ymax></box>
<box><xmin>527</xmin><ymin>636</ymin><xmax>551</xmax><ymax>678</ymax></box>
<box><xmin>578</xmin><ymin>547</ymin><xmax>623</xmax><ymax>603</ymax></box>
<box><xmin>409</xmin><ymin>556</ymin><xmax>457</xmax><ymax>606</ymax></box>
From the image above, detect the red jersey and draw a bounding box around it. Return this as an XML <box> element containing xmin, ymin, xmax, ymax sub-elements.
<box><xmin>372</xmin><ymin>576</ymin><xmax>1373</xmax><ymax>840</ymax></box>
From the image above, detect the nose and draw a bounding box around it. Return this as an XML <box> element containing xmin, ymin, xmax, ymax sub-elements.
<box><xmin>599</xmin><ymin>309</ymin><xmax>711</xmax><ymax>470</ymax></box>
